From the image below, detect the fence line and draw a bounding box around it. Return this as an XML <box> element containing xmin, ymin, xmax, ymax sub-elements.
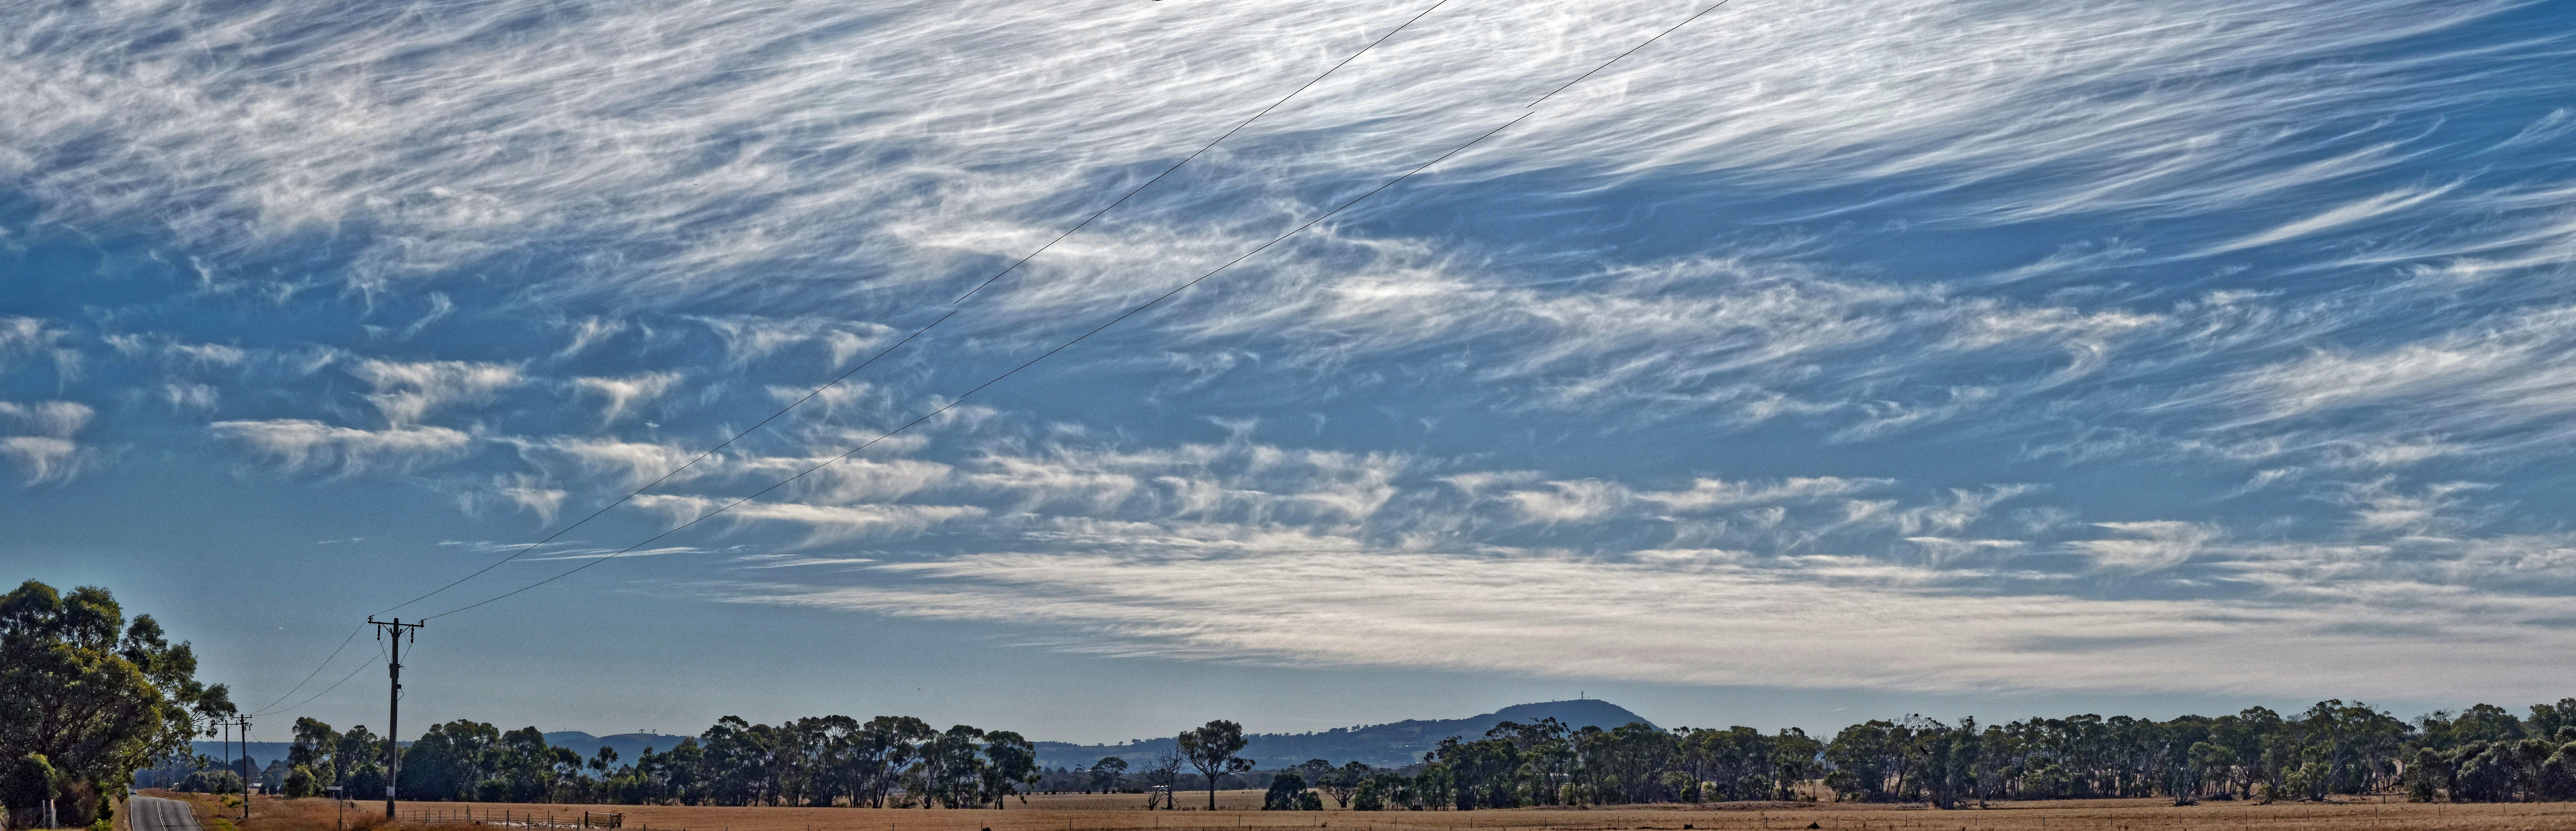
<box><xmin>399</xmin><ymin>808</ymin><xmax>624</xmax><ymax>829</ymax></box>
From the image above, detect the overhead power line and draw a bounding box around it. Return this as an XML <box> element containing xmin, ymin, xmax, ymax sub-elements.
<box><xmin>253</xmin><ymin>640</ymin><xmax>386</xmax><ymax>719</ymax></box>
<box><xmin>246</xmin><ymin>623</ymin><xmax>364</xmax><ymax>716</ymax></box>
<box><xmin>368</xmin><ymin>0</ymin><xmax>1458</xmax><ymax>620</ymax></box>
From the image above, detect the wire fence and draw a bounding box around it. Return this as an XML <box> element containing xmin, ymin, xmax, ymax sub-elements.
<box><xmin>398</xmin><ymin>809</ymin><xmax>623</xmax><ymax>829</ymax></box>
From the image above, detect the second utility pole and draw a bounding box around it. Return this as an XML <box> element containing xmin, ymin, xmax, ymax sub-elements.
<box><xmin>234</xmin><ymin>714</ymin><xmax>253</xmax><ymax>820</ymax></box>
<box><xmin>368</xmin><ymin>616</ymin><xmax>424</xmax><ymax>821</ymax></box>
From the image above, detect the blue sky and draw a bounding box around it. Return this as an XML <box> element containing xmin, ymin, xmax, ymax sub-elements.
<box><xmin>7</xmin><ymin>0</ymin><xmax>2576</xmax><ymax>745</ymax></box>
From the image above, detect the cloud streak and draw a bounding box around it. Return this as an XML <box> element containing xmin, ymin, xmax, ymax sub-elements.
<box><xmin>721</xmin><ymin>546</ymin><xmax>2576</xmax><ymax>700</ymax></box>
<box><xmin>7</xmin><ymin>0</ymin><xmax>2576</xmax><ymax>706</ymax></box>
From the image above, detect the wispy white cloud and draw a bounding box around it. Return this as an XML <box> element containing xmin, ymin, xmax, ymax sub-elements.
<box><xmin>9</xmin><ymin>0</ymin><xmax>2576</xmax><ymax>707</ymax></box>
<box><xmin>510</xmin><ymin>437</ymin><xmax>706</xmax><ymax>490</ymax></box>
<box><xmin>0</xmin><ymin>317</ymin><xmax>81</xmax><ymax>381</ymax></box>
<box><xmin>716</xmin><ymin>545</ymin><xmax>2576</xmax><ymax>700</ymax></box>
<box><xmin>573</xmin><ymin>372</ymin><xmax>683</xmax><ymax>426</ymax></box>
<box><xmin>2070</xmin><ymin>521</ymin><xmax>2220</xmax><ymax>572</ymax></box>
<box><xmin>631</xmin><ymin>494</ymin><xmax>984</xmax><ymax>545</ymax></box>
<box><xmin>1501</xmin><ymin>475</ymin><xmax>1887</xmax><ymax>524</ymax></box>
<box><xmin>209</xmin><ymin>419</ymin><xmax>472</xmax><ymax>475</ymax></box>
<box><xmin>2195</xmin><ymin>303</ymin><xmax>2576</xmax><ymax>462</ymax></box>
<box><xmin>2208</xmin><ymin>183</ymin><xmax>2460</xmax><ymax>253</ymax></box>
<box><xmin>0</xmin><ymin>401</ymin><xmax>96</xmax><ymax>485</ymax></box>
<box><xmin>554</xmin><ymin>318</ymin><xmax>630</xmax><ymax>360</ymax></box>
<box><xmin>0</xmin><ymin>401</ymin><xmax>94</xmax><ymax>439</ymax></box>
<box><xmin>0</xmin><ymin>437</ymin><xmax>84</xmax><ymax>485</ymax></box>
<box><xmin>694</xmin><ymin>316</ymin><xmax>892</xmax><ymax>369</ymax></box>
<box><xmin>349</xmin><ymin>360</ymin><xmax>523</xmax><ymax>427</ymax></box>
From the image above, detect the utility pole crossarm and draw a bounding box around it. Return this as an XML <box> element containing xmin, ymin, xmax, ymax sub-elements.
<box><xmin>367</xmin><ymin>617</ymin><xmax>425</xmax><ymax>821</ymax></box>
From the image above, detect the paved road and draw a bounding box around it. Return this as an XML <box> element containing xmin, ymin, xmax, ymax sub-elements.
<box><xmin>129</xmin><ymin>795</ymin><xmax>203</xmax><ymax>831</ymax></box>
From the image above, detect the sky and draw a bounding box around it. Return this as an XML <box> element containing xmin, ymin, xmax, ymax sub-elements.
<box><xmin>6</xmin><ymin>0</ymin><xmax>2576</xmax><ymax>747</ymax></box>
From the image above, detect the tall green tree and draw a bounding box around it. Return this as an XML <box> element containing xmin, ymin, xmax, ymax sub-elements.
<box><xmin>398</xmin><ymin>719</ymin><xmax>501</xmax><ymax>801</ymax></box>
<box><xmin>289</xmin><ymin>717</ymin><xmax>340</xmax><ymax>789</ymax></box>
<box><xmin>1320</xmin><ymin>762</ymin><xmax>1366</xmax><ymax>808</ymax></box>
<box><xmin>0</xmin><ymin>581</ymin><xmax>228</xmax><ymax>827</ymax></box>
<box><xmin>1177</xmin><ymin>720</ymin><xmax>1253</xmax><ymax>811</ymax></box>
<box><xmin>979</xmin><ymin>731</ymin><xmax>1038</xmax><ymax>808</ymax></box>
<box><xmin>1086</xmin><ymin>757</ymin><xmax>1128</xmax><ymax>794</ymax></box>
<box><xmin>850</xmin><ymin>716</ymin><xmax>932</xmax><ymax>807</ymax></box>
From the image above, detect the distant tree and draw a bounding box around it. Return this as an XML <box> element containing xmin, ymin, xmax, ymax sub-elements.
<box><xmin>1141</xmin><ymin>752</ymin><xmax>1185</xmax><ymax>809</ymax></box>
<box><xmin>399</xmin><ymin>719</ymin><xmax>502</xmax><ymax>801</ymax></box>
<box><xmin>260</xmin><ymin>758</ymin><xmax>291</xmax><ymax>794</ymax></box>
<box><xmin>289</xmin><ymin>718</ymin><xmax>340</xmax><ymax>789</ymax></box>
<box><xmin>1177</xmin><ymin>720</ymin><xmax>1254</xmax><ymax>810</ymax></box>
<box><xmin>1261</xmin><ymin>772</ymin><xmax>1307</xmax><ymax>810</ymax></box>
<box><xmin>1353</xmin><ymin>771</ymin><xmax>1416</xmax><ymax>811</ymax></box>
<box><xmin>2530</xmin><ymin>699</ymin><xmax>2576</xmax><ymax>741</ymax></box>
<box><xmin>477</xmin><ymin>726</ymin><xmax>560</xmax><ymax>802</ymax></box>
<box><xmin>1414</xmin><ymin>763</ymin><xmax>1455</xmax><ymax>808</ymax></box>
<box><xmin>2189</xmin><ymin>742</ymin><xmax>2238</xmax><ymax>802</ymax></box>
<box><xmin>335</xmin><ymin>726</ymin><xmax>382</xmax><ymax>785</ymax></box>
<box><xmin>1917</xmin><ymin>718</ymin><xmax>1976</xmax><ymax>810</ymax></box>
<box><xmin>1087</xmin><ymin>757</ymin><xmax>1128</xmax><ymax>793</ymax></box>
<box><xmin>175</xmin><ymin>769</ymin><xmax>239</xmax><ymax>794</ymax></box>
<box><xmin>981</xmin><ymin>731</ymin><xmax>1040</xmax><ymax>808</ymax></box>
<box><xmin>851</xmin><ymin>716</ymin><xmax>933</xmax><ymax>808</ymax></box>
<box><xmin>1823</xmin><ymin>719</ymin><xmax>1907</xmax><ymax>802</ymax></box>
<box><xmin>655</xmin><ymin>738</ymin><xmax>712</xmax><ymax>805</ymax></box>
<box><xmin>905</xmin><ymin>724</ymin><xmax>989</xmax><ymax>808</ymax></box>
<box><xmin>1295</xmin><ymin>759</ymin><xmax>1334</xmax><ymax>790</ymax></box>
<box><xmin>1321</xmin><ymin>762</ymin><xmax>1367</xmax><ymax>808</ymax></box>
<box><xmin>283</xmin><ymin>765</ymin><xmax>321</xmax><ymax>799</ymax></box>
<box><xmin>699</xmin><ymin>716</ymin><xmax>776</xmax><ymax>806</ymax></box>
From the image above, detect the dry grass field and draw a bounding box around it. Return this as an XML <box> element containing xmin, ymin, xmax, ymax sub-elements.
<box><xmin>144</xmin><ymin>789</ymin><xmax>2576</xmax><ymax>831</ymax></box>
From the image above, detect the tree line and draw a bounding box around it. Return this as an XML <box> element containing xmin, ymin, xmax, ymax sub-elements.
<box><xmin>35</xmin><ymin>579</ymin><xmax>2576</xmax><ymax>818</ymax></box>
<box><xmin>235</xmin><ymin>715</ymin><xmax>1043</xmax><ymax>809</ymax></box>
<box><xmin>183</xmin><ymin>699</ymin><xmax>2576</xmax><ymax>810</ymax></box>
<box><xmin>240</xmin><ymin>717</ymin><xmax>1280</xmax><ymax>812</ymax></box>
<box><xmin>1228</xmin><ymin>701</ymin><xmax>2576</xmax><ymax>809</ymax></box>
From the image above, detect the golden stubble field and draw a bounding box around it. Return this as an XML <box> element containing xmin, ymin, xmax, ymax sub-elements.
<box><xmin>149</xmin><ymin>790</ymin><xmax>2576</xmax><ymax>831</ymax></box>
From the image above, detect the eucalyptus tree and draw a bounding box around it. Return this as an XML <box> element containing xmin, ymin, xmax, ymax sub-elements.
<box><xmin>0</xmin><ymin>581</ymin><xmax>229</xmax><ymax>827</ymax></box>
<box><xmin>979</xmin><ymin>731</ymin><xmax>1039</xmax><ymax>808</ymax></box>
<box><xmin>851</xmin><ymin>716</ymin><xmax>933</xmax><ymax>807</ymax></box>
<box><xmin>288</xmin><ymin>718</ymin><xmax>341</xmax><ymax>790</ymax></box>
<box><xmin>1320</xmin><ymin>762</ymin><xmax>1366</xmax><ymax>808</ymax></box>
<box><xmin>1140</xmin><ymin>751</ymin><xmax>1185</xmax><ymax>809</ymax></box>
<box><xmin>1086</xmin><ymin>757</ymin><xmax>1128</xmax><ymax>794</ymax></box>
<box><xmin>1177</xmin><ymin>720</ymin><xmax>1253</xmax><ymax>810</ymax></box>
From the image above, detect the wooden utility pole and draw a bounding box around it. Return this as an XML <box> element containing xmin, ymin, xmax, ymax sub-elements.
<box><xmin>368</xmin><ymin>617</ymin><xmax>424</xmax><ymax>820</ymax></box>
<box><xmin>234</xmin><ymin>715</ymin><xmax>253</xmax><ymax>820</ymax></box>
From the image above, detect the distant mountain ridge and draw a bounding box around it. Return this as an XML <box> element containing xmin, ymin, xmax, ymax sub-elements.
<box><xmin>1032</xmin><ymin>699</ymin><xmax>1653</xmax><ymax>769</ymax></box>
